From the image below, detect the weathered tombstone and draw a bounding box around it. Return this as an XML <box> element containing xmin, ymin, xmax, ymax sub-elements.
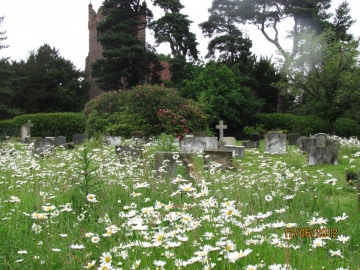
<box><xmin>265</xmin><ymin>132</ymin><xmax>287</xmax><ymax>154</ymax></box>
<box><xmin>308</xmin><ymin>146</ymin><xmax>338</xmax><ymax>165</ymax></box>
<box><xmin>54</xmin><ymin>136</ymin><xmax>66</xmax><ymax>147</ymax></box>
<box><xmin>33</xmin><ymin>138</ymin><xmax>55</xmax><ymax>157</ymax></box>
<box><xmin>223</xmin><ymin>145</ymin><xmax>245</xmax><ymax>158</ymax></box>
<box><xmin>204</xmin><ymin>150</ymin><xmax>233</xmax><ymax>170</ymax></box>
<box><xmin>249</xmin><ymin>133</ymin><xmax>260</xmax><ymax>142</ymax></box>
<box><xmin>42</xmin><ymin>132</ymin><xmax>52</xmax><ymax>139</ymax></box>
<box><xmin>130</xmin><ymin>131</ymin><xmax>145</xmax><ymax>140</ymax></box>
<box><xmin>222</xmin><ymin>137</ymin><xmax>237</xmax><ymax>146</ymax></box>
<box><xmin>103</xmin><ymin>135</ymin><xmax>122</xmax><ymax>145</ymax></box>
<box><xmin>73</xmin><ymin>134</ymin><xmax>86</xmax><ymax>144</ymax></box>
<box><xmin>296</xmin><ymin>136</ymin><xmax>309</xmax><ymax>150</ymax></box>
<box><xmin>180</xmin><ymin>137</ymin><xmax>218</xmax><ymax>153</ymax></box>
<box><xmin>288</xmin><ymin>133</ymin><xmax>300</xmax><ymax>146</ymax></box>
<box><xmin>242</xmin><ymin>141</ymin><xmax>260</xmax><ymax>148</ymax></box>
<box><xmin>21</xmin><ymin>119</ymin><xmax>33</xmax><ymax>143</ymax></box>
<box><xmin>315</xmin><ymin>133</ymin><xmax>327</xmax><ymax>146</ymax></box>
<box><xmin>298</xmin><ymin>138</ymin><xmax>318</xmax><ymax>152</ymax></box>
<box><xmin>216</xmin><ymin>120</ymin><xmax>227</xmax><ymax>142</ymax></box>
<box><xmin>154</xmin><ymin>152</ymin><xmax>195</xmax><ymax>178</ymax></box>
<box><xmin>115</xmin><ymin>145</ymin><xmax>143</xmax><ymax>159</ymax></box>
<box><xmin>184</xmin><ymin>134</ymin><xmax>194</xmax><ymax>138</ymax></box>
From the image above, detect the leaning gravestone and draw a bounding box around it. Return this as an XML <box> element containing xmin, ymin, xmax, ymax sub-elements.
<box><xmin>21</xmin><ymin>119</ymin><xmax>33</xmax><ymax>143</ymax></box>
<box><xmin>204</xmin><ymin>150</ymin><xmax>232</xmax><ymax>170</ymax></box>
<box><xmin>288</xmin><ymin>133</ymin><xmax>300</xmax><ymax>146</ymax></box>
<box><xmin>249</xmin><ymin>133</ymin><xmax>260</xmax><ymax>142</ymax></box>
<box><xmin>33</xmin><ymin>138</ymin><xmax>55</xmax><ymax>157</ymax></box>
<box><xmin>73</xmin><ymin>134</ymin><xmax>86</xmax><ymax>144</ymax></box>
<box><xmin>223</xmin><ymin>145</ymin><xmax>245</xmax><ymax>158</ymax></box>
<box><xmin>265</xmin><ymin>132</ymin><xmax>287</xmax><ymax>154</ymax></box>
<box><xmin>154</xmin><ymin>152</ymin><xmax>195</xmax><ymax>178</ymax></box>
<box><xmin>54</xmin><ymin>136</ymin><xmax>66</xmax><ymax>148</ymax></box>
<box><xmin>308</xmin><ymin>146</ymin><xmax>338</xmax><ymax>165</ymax></box>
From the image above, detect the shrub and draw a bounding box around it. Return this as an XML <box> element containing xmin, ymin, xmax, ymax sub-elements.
<box><xmin>0</xmin><ymin>113</ymin><xmax>85</xmax><ymax>141</ymax></box>
<box><xmin>255</xmin><ymin>113</ymin><xmax>297</xmax><ymax>131</ymax></box>
<box><xmin>84</xmin><ymin>85</ymin><xmax>208</xmax><ymax>138</ymax></box>
<box><xmin>336</xmin><ymin>118</ymin><xmax>360</xmax><ymax>138</ymax></box>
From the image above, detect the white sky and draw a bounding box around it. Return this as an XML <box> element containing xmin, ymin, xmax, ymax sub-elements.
<box><xmin>0</xmin><ymin>0</ymin><xmax>359</xmax><ymax>71</ymax></box>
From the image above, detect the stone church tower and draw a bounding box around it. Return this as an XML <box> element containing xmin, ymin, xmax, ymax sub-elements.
<box><xmin>85</xmin><ymin>2</ymin><xmax>147</xmax><ymax>99</ymax></box>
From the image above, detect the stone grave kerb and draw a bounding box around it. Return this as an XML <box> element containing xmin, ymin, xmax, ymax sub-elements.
<box><xmin>216</xmin><ymin>120</ymin><xmax>227</xmax><ymax>141</ymax></box>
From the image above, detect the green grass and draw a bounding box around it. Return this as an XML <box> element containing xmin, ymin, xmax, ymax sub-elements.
<box><xmin>0</xmin><ymin>137</ymin><xmax>359</xmax><ymax>270</ymax></box>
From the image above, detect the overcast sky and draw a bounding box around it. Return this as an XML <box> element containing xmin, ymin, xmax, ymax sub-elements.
<box><xmin>1</xmin><ymin>0</ymin><xmax>359</xmax><ymax>71</ymax></box>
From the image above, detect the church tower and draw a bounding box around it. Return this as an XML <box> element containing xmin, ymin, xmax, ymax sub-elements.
<box><xmin>85</xmin><ymin>2</ymin><xmax>147</xmax><ymax>99</ymax></box>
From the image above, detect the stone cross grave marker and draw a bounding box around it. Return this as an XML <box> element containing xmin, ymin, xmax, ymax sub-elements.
<box><xmin>216</xmin><ymin>120</ymin><xmax>227</xmax><ymax>141</ymax></box>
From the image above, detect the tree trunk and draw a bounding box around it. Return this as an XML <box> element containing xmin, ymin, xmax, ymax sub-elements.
<box><xmin>329</xmin><ymin>119</ymin><xmax>336</xmax><ymax>135</ymax></box>
<box><xmin>276</xmin><ymin>92</ymin><xmax>284</xmax><ymax>113</ymax></box>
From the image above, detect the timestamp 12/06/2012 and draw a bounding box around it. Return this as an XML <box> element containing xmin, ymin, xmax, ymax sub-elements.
<box><xmin>284</xmin><ymin>228</ymin><xmax>338</xmax><ymax>239</ymax></box>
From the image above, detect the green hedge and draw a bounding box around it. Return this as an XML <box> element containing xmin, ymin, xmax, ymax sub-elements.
<box><xmin>0</xmin><ymin>113</ymin><xmax>85</xmax><ymax>142</ymax></box>
<box><xmin>255</xmin><ymin>114</ymin><xmax>360</xmax><ymax>137</ymax></box>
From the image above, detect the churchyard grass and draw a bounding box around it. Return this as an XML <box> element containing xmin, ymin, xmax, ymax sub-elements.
<box><xmin>0</xmin><ymin>136</ymin><xmax>359</xmax><ymax>270</ymax></box>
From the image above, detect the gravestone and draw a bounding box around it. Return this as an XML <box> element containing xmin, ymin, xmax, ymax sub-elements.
<box><xmin>308</xmin><ymin>146</ymin><xmax>338</xmax><ymax>165</ymax></box>
<box><xmin>180</xmin><ymin>137</ymin><xmax>218</xmax><ymax>153</ymax></box>
<box><xmin>216</xmin><ymin>120</ymin><xmax>227</xmax><ymax>141</ymax></box>
<box><xmin>315</xmin><ymin>133</ymin><xmax>327</xmax><ymax>146</ymax></box>
<box><xmin>54</xmin><ymin>136</ymin><xmax>66</xmax><ymax>147</ymax></box>
<box><xmin>33</xmin><ymin>138</ymin><xmax>55</xmax><ymax>157</ymax></box>
<box><xmin>296</xmin><ymin>136</ymin><xmax>309</xmax><ymax>150</ymax></box>
<box><xmin>249</xmin><ymin>133</ymin><xmax>260</xmax><ymax>142</ymax></box>
<box><xmin>42</xmin><ymin>132</ymin><xmax>52</xmax><ymax>139</ymax></box>
<box><xmin>222</xmin><ymin>137</ymin><xmax>237</xmax><ymax>146</ymax></box>
<box><xmin>21</xmin><ymin>119</ymin><xmax>33</xmax><ymax>143</ymax></box>
<box><xmin>288</xmin><ymin>133</ymin><xmax>300</xmax><ymax>146</ymax></box>
<box><xmin>204</xmin><ymin>150</ymin><xmax>233</xmax><ymax>170</ymax></box>
<box><xmin>223</xmin><ymin>145</ymin><xmax>245</xmax><ymax>158</ymax></box>
<box><xmin>184</xmin><ymin>134</ymin><xmax>194</xmax><ymax>138</ymax></box>
<box><xmin>103</xmin><ymin>136</ymin><xmax>122</xmax><ymax>145</ymax></box>
<box><xmin>73</xmin><ymin>134</ymin><xmax>86</xmax><ymax>144</ymax></box>
<box><xmin>115</xmin><ymin>145</ymin><xmax>143</xmax><ymax>159</ymax></box>
<box><xmin>242</xmin><ymin>141</ymin><xmax>260</xmax><ymax>148</ymax></box>
<box><xmin>154</xmin><ymin>152</ymin><xmax>195</xmax><ymax>178</ymax></box>
<box><xmin>298</xmin><ymin>138</ymin><xmax>318</xmax><ymax>152</ymax></box>
<box><xmin>265</xmin><ymin>132</ymin><xmax>287</xmax><ymax>154</ymax></box>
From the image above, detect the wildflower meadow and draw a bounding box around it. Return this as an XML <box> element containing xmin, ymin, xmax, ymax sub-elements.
<box><xmin>0</xmin><ymin>136</ymin><xmax>359</xmax><ymax>270</ymax></box>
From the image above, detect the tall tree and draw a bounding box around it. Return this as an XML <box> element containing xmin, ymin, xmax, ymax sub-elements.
<box><xmin>149</xmin><ymin>0</ymin><xmax>198</xmax><ymax>86</ymax></box>
<box><xmin>92</xmin><ymin>0</ymin><xmax>162</xmax><ymax>90</ymax></box>
<box><xmin>233</xmin><ymin>0</ymin><xmax>332</xmax><ymax>112</ymax></box>
<box><xmin>332</xmin><ymin>1</ymin><xmax>356</xmax><ymax>42</ymax></box>
<box><xmin>0</xmin><ymin>16</ymin><xmax>22</xmax><ymax>120</ymax></box>
<box><xmin>279</xmin><ymin>30</ymin><xmax>360</xmax><ymax>134</ymax></box>
<box><xmin>200</xmin><ymin>0</ymin><xmax>254</xmax><ymax>72</ymax></box>
<box><xmin>11</xmin><ymin>44</ymin><xmax>89</xmax><ymax>114</ymax></box>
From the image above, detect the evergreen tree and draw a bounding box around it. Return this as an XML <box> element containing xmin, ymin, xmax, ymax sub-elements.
<box><xmin>200</xmin><ymin>0</ymin><xmax>254</xmax><ymax>72</ymax></box>
<box><xmin>11</xmin><ymin>44</ymin><xmax>89</xmax><ymax>114</ymax></box>
<box><xmin>332</xmin><ymin>1</ymin><xmax>356</xmax><ymax>42</ymax></box>
<box><xmin>149</xmin><ymin>0</ymin><xmax>198</xmax><ymax>86</ymax></box>
<box><xmin>0</xmin><ymin>16</ymin><xmax>22</xmax><ymax>120</ymax></box>
<box><xmin>92</xmin><ymin>0</ymin><xmax>162</xmax><ymax>90</ymax></box>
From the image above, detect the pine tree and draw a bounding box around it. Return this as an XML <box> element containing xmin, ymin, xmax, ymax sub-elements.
<box><xmin>92</xmin><ymin>0</ymin><xmax>162</xmax><ymax>90</ymax></box>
